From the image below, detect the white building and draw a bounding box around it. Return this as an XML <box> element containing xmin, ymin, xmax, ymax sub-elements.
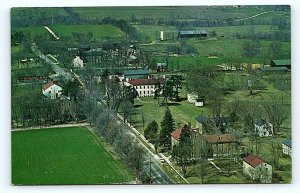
<box><xmin>73</xmin><ymin>56</ymin><xmax>84</xmax><ymax>68</ymax></box>
<box><xmin>42</xmin><ymin>81</ymin><xmax>63</xmax><ymax>99</ymax></box>
<box><xmin>243</xmin><ymin>154</ymin><xmax>272</xmax><ymax>183</ymax></box>
<box><xmin>187</xmin><ymin>93</ymin><xmax>197</xmax><ymax>103</ymax></box>
<box><xmin>126</xmin><ymin>78</ymin><xmax>165</xmax><ymax>97</ymax></box>
<box><xmin>254</xmin><ymin>118</ymin><xmax>273</xmax><ymax>137</ymax></box>
<box><xmin>282</xmin><ymin>138</ymin><xmax>292</xmax><ymax>157</ymax></box>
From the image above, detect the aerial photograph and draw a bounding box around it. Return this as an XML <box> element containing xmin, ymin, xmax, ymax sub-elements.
<box><xmin>11</xmin><ymin>5</ymin><xmax>291</xmax><ymax>185</ymax></box>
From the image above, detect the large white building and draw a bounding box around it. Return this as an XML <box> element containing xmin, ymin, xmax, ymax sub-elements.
<box><xmin>42</xmin><ymin>81</ymin><xmax>63</xmax><ymax>99</ymax></box>
<box><xmin>126</xmin><ymin>78</ymin><xmax>165</xmax><ymax>97</ymax></box>
<box><xmin>242</xmin><ymin>154</ymin><xmax>272</xmax><ymax>183</ymax></box>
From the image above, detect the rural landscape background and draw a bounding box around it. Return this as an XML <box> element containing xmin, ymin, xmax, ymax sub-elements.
<box><xmin>11</xmin><ymin>5</ymin><xmax>291</xmax><ymax>185</ymax></box>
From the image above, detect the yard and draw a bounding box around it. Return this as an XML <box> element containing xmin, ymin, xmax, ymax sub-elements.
<box><xmin>12</xmin><ymin>127</ymin><xmax>135</xmax><ymax>184</ymax></box>
<box><xmin>132</xmin><ymin>94</ymin><xmax>211</xmax><ymax>134</ymax></box>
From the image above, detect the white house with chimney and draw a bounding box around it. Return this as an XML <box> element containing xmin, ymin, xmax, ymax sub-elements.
<box><xmin>42</xmin><ymin>81</ymin><xmax>63</xmax><ymax>99</ymax></box>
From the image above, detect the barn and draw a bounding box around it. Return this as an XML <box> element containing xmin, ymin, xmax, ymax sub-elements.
<box><xmin>178</xmin><ymin>30</ymin><xmax>208</xmax><ymax>38</ymax></box>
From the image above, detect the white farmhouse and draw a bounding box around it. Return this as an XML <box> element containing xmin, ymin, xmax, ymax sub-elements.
<box><xmin>73</xmin><ymin>56</ymin><xmax>84</xmax><ymax>68</ymax></box>
<box><xmin>126</xmin><ymin>78</ymin><xmax>165</xmax><ymax>97</ymax></box>
<box><xmin>282</xmin><ymin>138</ymin><xmax>292</xmax><ymax>157</ymax></box>
<box><xmin>42</xmin><ymin>81</ymin><xmax>63</xmax><ymax>99</ymax></box>
<box><xmin>254</xmin><ymin>118</ymin><xmax>273</xmax><ymax>137</ymax></box>
<box><xmin>242</xmin><ymin>154</ymin><xmax>272</xmax><ymax>183</ymax></box>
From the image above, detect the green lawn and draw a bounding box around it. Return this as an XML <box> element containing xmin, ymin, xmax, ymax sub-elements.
<box><xmin>51</xmin><ymin>24</ymin><xmax>125</xmax><ymax>41</ymax></box>
<box><xmin>12</xmin><ymin>127</ymin><xmax>135</xmax><ymax>185</ymax></box>
<box><xmin>132</xmin><ymin>93</ymin><xmax>211</xmax><ymax>134</ymax></box>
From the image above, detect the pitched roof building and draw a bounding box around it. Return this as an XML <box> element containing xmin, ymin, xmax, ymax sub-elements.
<box><xmin>42</xmin><ymin>81</ymin><xmax>63</xmax><ymax>99</ymax></box>
<box><xmin>242</xmin><ymin>154</ymin><xmax>272</xmax><ymax>183</ymax></box>
<box><xmin>127</xmin><ymin>78</ymin><xmax>166</xmax><ymax>97</ymax></box>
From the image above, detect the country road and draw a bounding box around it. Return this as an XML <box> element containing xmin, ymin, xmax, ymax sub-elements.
<box><xmin>28</xmin><ymin>43</ymin><xmax>175</xmax><ymax>184</ymax></box>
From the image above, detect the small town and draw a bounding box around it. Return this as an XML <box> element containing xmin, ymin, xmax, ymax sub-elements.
<box><xmin>11</xmin><ymin>5</ymin><xmax>291</xmax><ymax>185</ymax></box>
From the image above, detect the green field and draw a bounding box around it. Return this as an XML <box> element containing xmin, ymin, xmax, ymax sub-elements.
<box><xmin>73</xmin><ymin>6</ymin><xmax>278</xmax><ymax>21</ymax></box>
<box><xmin>51</xmin><ymin>24</ymin><xmax>125</xmax><ymax>40</ymax></box>
<box><xmin>12</xmin><ymin>24</ymin><xmax>125</xmax><ymax>41</ymax></box>
<box><xmin>12</xmin><ymin>127</ymin><xmax>134</xmax><ymax>185</ymax></box>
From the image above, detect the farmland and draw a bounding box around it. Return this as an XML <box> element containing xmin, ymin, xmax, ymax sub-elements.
<box><xmin>12</xmin><ymin>24</ymin><xmax>125</xmax><ymax>42</ymax></box>
<box><xmin>12</xmin><ymin>127</ymin><xmax>134</xmax><ymax>185</ymax></box>
<box><xmin>11</xmin><ymin>5</ymin><xmax>291</xmax><ymax>185</ymax></box>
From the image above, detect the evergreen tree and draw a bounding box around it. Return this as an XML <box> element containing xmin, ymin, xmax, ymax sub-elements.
<box><xmin>159</xmin><ymin>108</ymin><xmax>175</xmax><ymax>149</ymax></box>
<box><xmin>172</xmin><ymin>125</ymin><xmax>193</xmax><ymax>177</ymax></box>
<box><xmin>144</xmin><ymin>120</ymin><xmax>159</xmax><ymax>144</ymax></box>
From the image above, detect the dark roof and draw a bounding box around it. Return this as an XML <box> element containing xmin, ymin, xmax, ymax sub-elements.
<box><xmin>123</xmin><ymin>69</ymin><xmax>150</xmax><ymax>76</ymax></box>
<box><xmin>271</xmin><ymin>59</ymin><xmax>291</xmax><ymax>66</ymax></box>
<box><xmin>255</xmin><ymin>118</ymin><xmax>267</xmax><ymax>126</ymax></box>
<box><xmin>195</xmin><ymin>115</ymin><xmax>208</xmax><ymax>124</ymax></box>
<box><xmin>243</xmin><ymin>155</ymin><xmax>264</xmax><ymax>168</ymax></box>
<box><xmin>259</xmin><ymin>67</ymin><xmax>289</xmax><ymax>72</ymax></box>
<box><xmin>283</xmin><ymin>138</ymin><xmax>292</xmax><ymax>147</ymax></box>
<box><xmin>128</xmin><ymin>78</ymin><xmax>166</xmax><ymax>86</ymax></box>
<box><xmin>202</xmin><ymin>134</ymin><xmax>236</xmax><ymax>143</ymax></box>
<box><xmin>179</xmin><ymin>30</ymin><xmax>207</xmax><ymax>35</ymax></box>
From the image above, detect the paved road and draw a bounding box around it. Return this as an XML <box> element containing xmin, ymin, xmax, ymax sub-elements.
<box><xmin>30</xmin><ymin>45</ymin><xmax>174</xmax><ymax>184</ymax></box>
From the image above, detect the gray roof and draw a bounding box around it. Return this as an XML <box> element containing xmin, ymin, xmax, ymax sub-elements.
<box><xmin>123</xmin><ymin>69</ymin><xmax>150</xmax><ymax>76</ymax></box>
<box><xmin>179</xmin><ymin>30</ymin><xmax>207</xmax><ymax>35</ymax></box>
<box><xmin>255</xmin><ymin>118</ymin><xmax>266</xmax><ymax>126</ymax></box>
<box><xmin>259</xmin><ymin>67</ymin><xmax>289</xmax><ymax>72</ymax></box>
<box><xmin>283</xmin><ymin>138</ymin><xmax>291</xmax><ymax>147</ymax></box>
<box><xmin>157</xmin><ymin>63</ymin><xmax>167</xmax><ymax>67</ymax></box>
<box><xmin>195</xmin><ymin>115</ymin><xmax>208</xmax><ymax>124</ymax></box>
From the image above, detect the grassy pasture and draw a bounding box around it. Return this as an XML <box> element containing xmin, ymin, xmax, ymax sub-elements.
<box><xmin>73</xmin><ymin>6</ymin><xmax>269</xmax><ymax>21</ymax></box>
<box><xmin>51</xmin><ymin>24</ymin><xmax>125</xmax><ymax>41</ymax></box>
<box><xmin>12</xmin><ymin>24</ymin><xmax>125</xmax><ymax>41</ymax></box>
<box><xmin>12</xmin><ymin>127</ymin><xmax>134</xmax><ymax>185</ymax></box>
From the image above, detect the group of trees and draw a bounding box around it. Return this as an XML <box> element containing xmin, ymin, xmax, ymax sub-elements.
<box><xmin>89</xmin><ymin>103</ymin><xmax>160</xmax><ymax>184</ymax></box>
<box><xmin>154</xmin><ymin>74</ymin><xmax>184</xmax><ymax>105</ymax></box>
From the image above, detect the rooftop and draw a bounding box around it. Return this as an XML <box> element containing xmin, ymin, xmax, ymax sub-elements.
<box><xmin>259</xmin><ymin>67</ymin><xmax>289</xmax><ymax>72</ymax></box>
<box><xmin>123</xmin><ymin>69</ymin><xmax>150</xmax><ymax>76</ymax></box>
<box><xmin>243</xmin><ymin>154</ymin><xmax>264</xmax><ymax>168</ymax></box>
<box><xmin>271</xmin><ymin>59</ymin><xmax>291</xmax><ymax>66</ymax></box>
<box><xmin>283</xmin><ymin>138</ymin><xmax>292</xmax><ymax>147</ymax></box>
<box><xmin>128</xmin><ymin>78</ymin><xmax>166</xmax><ymax>86</ymax></box>
<box><xmin>202</xmin><ymin>134</ymin><xmax>236</xmax><ymax>143</ymax></box>
<box><xmin>42</xmin><ymin>81</ymin><xmax>61</xmax><ymax>91</ymax></box>
<box><xmin>171</xmin><ymin>126</ymin><xmax>196</xmax><ymax>141</ymax></box>
<box><xmin>178</xmin><ymin>30</ymin><xmax>207</xmax><ymax>35</ymax></box>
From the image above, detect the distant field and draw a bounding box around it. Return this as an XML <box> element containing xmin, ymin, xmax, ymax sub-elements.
<box><xmin>50</xmin><ymin>24</ymin><xmax>125</xmax><ymax>41</ymax></box>
<box><xmin>12</xmin><ymin>127</ymin><xmax>134</xmax><ymax>185</ymax></box>
<box><xmin>73</xmin><ymin>6</ymin><xmax>269</xmax><ymax>21</ymax></box>
<box><xmin>12</xmin><ymin>24</ymin><xmax>125</xmax><ymax>41</ymax></box>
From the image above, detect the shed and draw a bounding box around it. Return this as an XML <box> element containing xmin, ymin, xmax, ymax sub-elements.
<box><xmin>270</xmin><ymin>59</ymin><xmax>291</xmax><ymax>69</ymax></box>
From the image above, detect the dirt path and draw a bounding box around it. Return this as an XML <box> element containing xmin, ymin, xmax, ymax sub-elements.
<box><xmin>235</xmin><ymin>11</ymin><xmax>272</xmax><ymax>22</ymax></box>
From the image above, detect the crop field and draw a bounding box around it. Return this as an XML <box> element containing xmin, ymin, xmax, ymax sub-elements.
<box><xmin>12</xmin><ymin>127</ymin><xmax>134</xmax><ymax>185</ymax></box>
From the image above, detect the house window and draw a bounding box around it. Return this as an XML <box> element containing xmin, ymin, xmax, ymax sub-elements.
<box><xmin>144</xmin><ymin>91</ymin><xmax>145</xmax><ymax>95</ymax></box>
